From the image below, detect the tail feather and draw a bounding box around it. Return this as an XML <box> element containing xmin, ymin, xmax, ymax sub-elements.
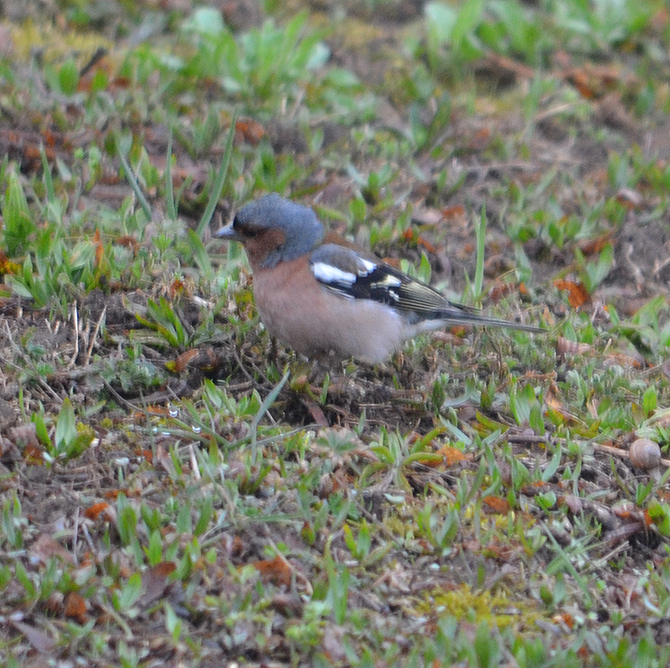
<box><xmin>447</xmin><ymin>314</ymin><xmax>544</xmax><ymax>333</ymax></box>
<box><xmin>427</xmin><ymin>304</ymin><xmax>544</xmax><ymax>333</ymax></box>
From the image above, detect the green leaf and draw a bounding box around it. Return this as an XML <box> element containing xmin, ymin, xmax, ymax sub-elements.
<box><xmin>643</xmin><ymin>386</ymin><xmax>657</xmax><ymax>418</ymax></box>
<box><xmin>510</xmin><ymin>382</ymin><xmax>533</xmax><ymax>426</ymax></box>
<box><xmin>425</xmin><ymin>2</ymin><xmax>457</xmax><ymax>47</ymax></box>
<box><xmin>2</xmin><ymin>168</ymin><xmax>35</xmax><ymax>257</ymax></box>
<box><xmin>55</xmin><ymin>398</ymin><xmax>77</xmax><ymax>452</ymax></box>
<box><xmin>452</xmin><ymin>0</ymin><xmax>484</xmax><ymax>52</ymax></box>
<box><xmin>164</xmin><ymin>601</ymin><xmax>182</xmax><ymax>640</ymax></box>
<box><xmin>194</xmin><ymin>497</ymin><xmax>212</xmax><ymax>537</ymax></box>
<box><xmin>146</xmin><ymin>530</ymin><xmax>163</xmax><ymax>566</ymax></box>
<box><xmin>59</xmin><ymin>58</ymin><xmax>80</xmax><ymax>95</ymax></box>
<box><xmin>196</xmin><ymin>109</ymin><xmax>237</xmax><ymax>237</ymax></box>
<box><xmin>648</xmin><ymin>500</ymin><xmax>670</xmax><ymax>535</ymax></box>
<box><xmin>176</xmin><ymin>502</ymin><xmax>192</xmax><ymax>535</ymax></box>
<box><xmin>66</xmin><ymin>430</ymin><xmax>95</xmax><ymax>459</ymax></box>
<box><xmin>15</xmin><ymin>561</ymin><xmax>35</xmax><ymax>598</ymax></box>
<box><xmin>32</xmin><ymin>411</ymin><xmax>52</xmax><ymax>448</ymax></box>
<box><xmin>115</xmin><ymin>572</ymin><xmax>143</xmax><ymax>612</ymax></box>
<box><xmin>542</xmin><ymin>443</ymin><xmax>562</xmax><ymax>482</ymax></box>
<box><xmin>182</xmin><ymin>6</ymin><xmax>225</xmax><ymax>37</ymax></box>
<box><xmin>474</xmin><ymin>622</ymin><xmax>497</xmax><ymax>668</ymax></box>
<box><xmin>117</xmin><ymin>496</ymin><xmax>138</xmax><ymax>546</ymax></box>
<box><xmin>187</xmin><ymin>229</ymin><xmax>212</xmax><ymax>275</ymax></box>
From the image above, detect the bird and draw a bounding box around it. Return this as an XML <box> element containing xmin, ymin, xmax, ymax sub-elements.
<box><xmin>216</xmin><ymin>193</ymin><xmax>542</xmax><ymax>364</ymax></box>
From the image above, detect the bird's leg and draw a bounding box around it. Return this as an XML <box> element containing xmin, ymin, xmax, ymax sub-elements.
<box><xmin>269</xmin><ymin>335</ymin><xmax>278</xmax><ymax>365</ymax></box>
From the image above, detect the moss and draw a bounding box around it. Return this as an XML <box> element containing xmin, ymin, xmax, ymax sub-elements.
<box><xmin>8</xmin><ymin>19</ymin><xmax>113</xmax><ymax>64</ymax></box>
<box><xmin>419</xmin><ymin>584</ymin><xmax>547</xmax><ymax>632</ymax></box>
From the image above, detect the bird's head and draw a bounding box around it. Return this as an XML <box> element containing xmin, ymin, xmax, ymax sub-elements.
<box><xmin>217</xmin><ymin>193</ymin><xmax>325</xmax><ymax>269</ymax></box>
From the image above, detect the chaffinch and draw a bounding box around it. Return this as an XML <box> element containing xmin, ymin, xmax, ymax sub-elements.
<box><xmin>217</xmin><ymin>193</ymin><xmax>541</xmax><ymax>363</ymax></box>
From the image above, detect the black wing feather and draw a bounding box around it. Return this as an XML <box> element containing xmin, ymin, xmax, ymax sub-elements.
<box><xmin>309</xmin><ymin>244</ymin><xmax>542</xmax><ymax>332</ymax></box>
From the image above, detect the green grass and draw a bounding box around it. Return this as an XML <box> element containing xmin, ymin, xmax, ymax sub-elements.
<box><xmin>1</xmin><ymin>1</ymin><xmax>670</xmax><ymax>666</ymax></box>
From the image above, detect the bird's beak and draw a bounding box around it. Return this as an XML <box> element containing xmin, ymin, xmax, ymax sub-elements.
<box><xmin>215</xmin><ymin>224</ymin><xmax>242</xmax><ymax>241</ymax></box>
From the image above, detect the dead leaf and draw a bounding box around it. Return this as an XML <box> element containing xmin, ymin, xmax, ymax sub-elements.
<box><xmin>64</xmin><ymin>592</ymin><xmax>88</xmax><ymax>623</ymax></box>
<box><xmin>172</xmin><ymin>347</ymin><xmax>218</xmax><ymax>373</ymax></box>
<box><xmin>138</xmin><ymin>562</ymin><xmax>177</xmax><ymax>607</ymax></box>
<box><xmin>411</xmin><ymin>207</ymin><xmax>444</xmax><ymax>226</ymax></box>
<box><xmin>553</xmin><ymin>279</ymin><xmax>591</xmax><ymax>309</ymax></box>
<box><xmin>553</xmin><ymin>612</ymin><xmax>576</xmax><ymax>630</ymax></box>
<box><xmin>616</xmin><ymin>188</ymin><xmax>644</xmax><ymax>209</ymax></box>
<box><xmin>441</xmin><ymin>204</ymin><xmax>467</xmax><ymax>221</ymax></box>
<box><xmin>488</xmin><ymin>282</ymin><xmax>516</xmax><ymax>302</ymax></box>
<box><xmin>11</xmin><ymin>620</ymin><xmax>56</xmax><ymax>653</ymax></box>
<box><xmin>467</xmin><ymin>127</ymin><xmax>492</xmax><ymax>150</ymax></box>
<box><xmin>596</xmin><ymin>93</ymin><xmax>640</xmax><ymax>134</ymax></box>
<box><xmin>322</xmin><ymin>624</ymin><xmax>348</xmax><ymax>663</ymax></box>
<box><xmin>93</xmin><ymin>229</ymin><xmax>104</xmax><ymax>268</ymax></box>
<box><xmin>563</xmin><ymin>64</ymin><xmax>628</xmax><ymax>100</ymax></box>
<box><xmin>556</xmin><ymin>336</ymin><xmax>593</xmax><ymax>359</ymax></box>
<box><xmin>270</xmin><ymin>592</ymin><xmax>304</xmax><ymax>617</ymax></box>
<box><xmin>416</xmin><ymin>235</ymin><xmax>438</xmax><ymax>254</ymax></box>
<box><xmin>116</xmin><ymin>235</ymin><xmax>140</xmax><ymax>253</ymax></box>
<box><xmin>305</xmin><ymin>399</ymin><xmax>329</xmax><ymax>427</ymax></box>
<box><xmin>253</xmin><ymin>554</ymin><xmax>292</xmax><ymax>587</ymax></box>
<box><xmin>601</xmin><ymin>350</ymin><xmax>645</xmax><ymax>369</ymax></box>
<box><xmin>9</xmin><ymin>422</ymin><xmax>40</xmax><ymax>448</ymax></box>
<box><xmin>601</xmin><ymin>521</ymin><xmax>647</xmax><ymax>546</ymax></box>
<box><xmin>483</xmin><ymin>496</ymin><xmax>510</xmax><ymax>514</ymax></box>
<box><xmin>544</xmin><ymin>384</ymin><xmax>580</xmax><ymax>424</ymax></box>
<box><xmin>44</xmin><ymin>591</ymin><xmax>64</xmax><ymax>615</ymax></box>
<box><xmin>84</xmin><ymin>502</ymin><xmax>115</xmax><ymax>522</ymax></box>
<box><xmin>437</xmin><ymin>446</ymin><xmax>470</xmax><ymax>467</ymax></box>
<box><xmin>477</xmin><ymin>53</ymin><xmax>536</xmax><ymax>82</ymax></box>
<box><xmin>236</xmin><ymin>118</ymin><xmax>266</xmax><ymax>145</ymax></box>
<box><xmin>30</xmin><ymin>534</ymin><xmax>75</xmax><ymax>566</ymax></box>
<box><xmin>577</xmin><ymin>233</ymin><xmax>614</xmax><ymax>255</ymax></box>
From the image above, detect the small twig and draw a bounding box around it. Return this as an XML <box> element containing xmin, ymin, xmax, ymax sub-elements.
<box><xmin>68</xmin><ymin>301</ymin><xmax>80</xmax><ymax>369</ymax></box>
<box><xmin>48</xmin><ymin>365</ymin><xmax>102</xmax><ymax>382</ymax></box>
<box><xmin>188</xmin><ymin>442</ymin><xmax>200</xmax><ymax>480</ymax></box>
<box><xmin>591</xmin><ymin>441</ymin><xmax>670</xmax><ymax>468</ymax></box>
<box><xmin>101</xmin><ymin>377</ymin><xmax>140</xmax><ymax>412</ymax></box>
<box><xmin>84</xmin><ymin>304</ymin><xmax>106</xmax><ymax>368</ymax></box>
<box><xmin>506</xmin><ymin>432</ymin><xmax>553</xmax><ymax>445</ymax></box>
<box><xmin>79</xmin><ymin>47</ymin><xmax>107</xmax><ymax>77</ymax></box>
<box><xmin>226</xmin><ymin>380</ymin><xmax>254</xmax><ymax>393</ymax></box>
<box><xmin>533</xmin><ymin>101</ymin><xmax>579</xmax><ymax>123</ymax></box>
<box><xmin>72</xmin><ymin>506</ymin><xmax>80</xmax><ymax>566</ymax></box>
<box><xmin>231</xmin><ymin>345</ymin><xmax>257</xmax><ymax>385</ymax></box>
<box><xmin>600</xmin><ymin>521</ymin><xmax>648</xmax><ymax>548</ymax></box>
<box><xmin>652</xmin><ymin>255</ymin><xmax>670</xmax><ymax>278</ymax></box>
<box><xmin>508</xmin><ymin>431</ymin><xmax>670</xmax><ymax>468</ymax></box>
<box><xmin>140</xmin><ymin>381</ymin><xmax>192</xmax><ymax>405</ymax></box>
<box><xmin>624</xmin><ymin>242</ymin><xmax>645</xmax><ymax>291</ymax></box>
<box><xmin>81</xmin><ymin>522</ymin><xmax>96</xmax><ymax>554</ymax></box>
